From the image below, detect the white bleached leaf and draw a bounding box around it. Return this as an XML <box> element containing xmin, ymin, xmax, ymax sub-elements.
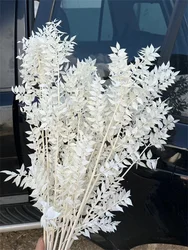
<box><xmin>110</xmin><ymin>46</ymin><xmax>118</xmax><ymax>53</ymax></box>
<box><xmin>0</xmin><ymin>19</ymin><xmax>177</xmax><ymax>247</ymax></box>
<box><xmin>116</xmin><ymin>42</ymin><xmax>120</xmax><ymax>50</ymax></box>
<box><xmin>125</xmin><ymin>198</ymin><xmax>133</xmax><ymax>206</ymax></box>
<box><xmin>45</xmin><ymin>207</ymin><xmax>60</xmax><ymax>220</ymax></box>
<box><xmin>4</xmin><ymin>175</ymin><xmax>16</xmax><ymax>182</ymax></box>
<box><xmin>147</xmin><ymin>150</ymin><xmax>152</xmax><ymax>159</ymax></box>
<box><xmin>82</xmin><ymin>229</ymin><xmax>90</xmax><ymax>238</ymax></box>
<box><xmin>111</xmin><ymin>204</ymin><xmax>124</xmax><ymax>212</ymax></box>
<box><xmin>13</xmin><ymin>175</ymin><xmax>21</xmax><ymax>186</ymax></box>
<box><xmin>123</xmin><ymin>159</ymin><xmax>131</xmax><ymax>165</ymax></box>
<box><xmin>1</xmin><ymin>170</ymin><xmax>17</xmax><ymax>176</ymax></box>
<box><xmin>138</xmin><ymin>161</ymin><xmax>147</xmax><ymax>168</ymax></box>
<box><xmin>146</xmin><ymin>158</ymin><xmax>159</xmax><ymax>170</ymax></box>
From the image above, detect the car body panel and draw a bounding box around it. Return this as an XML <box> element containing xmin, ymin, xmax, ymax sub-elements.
<box><xmin>0</xmin><ymin>0</ymin><xmax>23</xmax><ymax>197</ymax></box>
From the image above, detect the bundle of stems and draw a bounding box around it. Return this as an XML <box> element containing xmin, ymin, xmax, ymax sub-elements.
<box><xmin>2</xmin><ymin>21</ymin><xmax>178</xmax><ymax>250</ymax></box>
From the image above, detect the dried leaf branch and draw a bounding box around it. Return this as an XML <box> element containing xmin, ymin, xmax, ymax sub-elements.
<box><xmin>1</xmin><ymin>20</ymin><xmax>178</xmax><ymax>250</ymax></box>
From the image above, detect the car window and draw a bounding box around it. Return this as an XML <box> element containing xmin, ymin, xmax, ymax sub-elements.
<box><xmin>53</xmin><ymin>0</ymin><xmax>172</xmax><ymax>60</ymax></box>
<box><xmin>52</xmin><ymin>0</ymin><xmax>187</xmax><ymax>121</ymax></box>
<box><xmin>101</xmin><ymin>0</ymin><xmax>113</xmax><ymax>41</ymax></box>
<box><xmin>133</xmin><ymin>2</ymin><xmax>167</xmax><ymax>35</ymax></box>
<box><xmin>58</xmin><ymin>0</ymin><xmax>113</xmax><ymax>42</ymax></box>
<box><xmin>34</xmin><ymin>0</ymin><xmax>40</xmax><ymax>18</ymax></box>
<box><xmin>165</xmin><ymin>4</ymin><xmax>188</xmax><ymax>120</ymax></box>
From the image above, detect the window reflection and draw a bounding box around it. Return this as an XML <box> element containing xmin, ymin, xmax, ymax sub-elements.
<box><xmin>167</xmin><ymin>4</ymin><xmax>188</xmax><ymax>120</ymax></box>
<box><xmin>52</xmin><ymin>0</ymin><xmax>188</xmax><ymax>120</ymax></box>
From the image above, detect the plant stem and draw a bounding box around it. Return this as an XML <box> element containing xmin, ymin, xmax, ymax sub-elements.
<box><xmin>49</xmin><ymin>229</ymin><xmax>55</xmax><ymax>250</ymax></box>
<box><xmin>52</xmin><ymin>228</ymin><xmax>61</xmax><ymax>250</ymax></box>
<box><xmin>63</xmin><ymin>94</ymin><xmax>123</xmax><ymax>250</ymax></box>
<box><xmin>45</xmin><ymin>131</ymin><xmax>50</xmax><ymax>204</ymax></box>
<box><xmin>57</xmin><ymin>219</ymin><xmax>69</xmax><ymax>250</ymax></box>
<box><xmin>60</xmin><ymin>220</ymin><xmax>73</xmax><ymax>250</ymax></box>
<box><xmin>77</xmin><ymin>144</ymin><xmax>151</xmax><ymax>232</ymax></box>
<box><xmin>43</xmin><ymin>228</ymin><xmax>46</xmax><ymax>249</ymax></box>
<box><xmin>82</xmin><ymin>102</ymin><xmax>130</xmax><ymax>222</ymax></box>
<box><xmin>122</xmin><ymin>144</ymin><xmax>151</xmax><ymax>178</ymax></box>
<box><xmin>54</xmin><ymin>55</ymin><xmax>60</xmax><ymax>204</ymax></box>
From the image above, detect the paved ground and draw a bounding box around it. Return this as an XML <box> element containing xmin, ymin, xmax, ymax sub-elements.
<box><xmin>0</xmin><ymin>229</ymin><xmax>188</xmax><ymax>250</ymax></box>
<box><xmin>0</xmin><ymin>229</ymin><xmax>101</xmax><ymax>250</ymax></box>
<box><xmin>134</xmin><ymin>245</ymin><xmax>188</xmax><ymax>250</ymax></box>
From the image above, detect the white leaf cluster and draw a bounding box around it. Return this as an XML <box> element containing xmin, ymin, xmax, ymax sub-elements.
<box><xmin>2</xmin><ymin>21</ymin><xmax>178</xmax><ymax>250</ymax></box>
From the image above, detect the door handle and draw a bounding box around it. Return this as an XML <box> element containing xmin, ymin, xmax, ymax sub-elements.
<box><xmin>180</xmin><ymin>175</ymin><xmax>188</xmax><ymax>181</ymax></box>
<box><xmin>168</xmin><ymin>152</ymin><xmax>181</xmax><ymax>163</ymax></box>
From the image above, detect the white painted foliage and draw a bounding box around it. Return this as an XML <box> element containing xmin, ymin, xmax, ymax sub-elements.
<box><xmin>1</xmin><ymin>20</ymin><xmax>178</xmax><ymax>250</ymax></box>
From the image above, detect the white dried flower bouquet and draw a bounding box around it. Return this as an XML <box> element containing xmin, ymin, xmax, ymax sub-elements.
<box><xmin>2</xmin><ymin>20</ymin><xmax>178</xmax><ymax>250</ymax></box>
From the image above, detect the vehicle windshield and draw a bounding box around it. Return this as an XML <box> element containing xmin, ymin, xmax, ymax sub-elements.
<box><xmin>52</xmin><ymin>0</ymin><xmax>188</xmax><ymax>120</ymax></box>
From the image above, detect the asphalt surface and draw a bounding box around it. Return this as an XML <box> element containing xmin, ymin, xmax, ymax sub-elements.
<box><xmin>0</xmin><ymin>229</ymin><xmax>188</xmax><ymax>250</ymax></box>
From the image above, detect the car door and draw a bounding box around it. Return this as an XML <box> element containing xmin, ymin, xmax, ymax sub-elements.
<box><xmin>0</xmin><ymin>0</ymin><xmax>26</xmax><ymax>201</ymax></box>
<box><xmin>0</xmin><ymin>0</ymin><xmax>41</xmax><ymax>226</ymax></box>
<box><xmin>41</xmin><ymin>1</ymin><xmax>187</xmax><ymax>249</ymax></box>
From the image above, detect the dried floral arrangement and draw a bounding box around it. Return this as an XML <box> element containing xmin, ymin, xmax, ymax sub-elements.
<box><xmin>2</xmin><ymin>21</ymin><xmax>178</xmax><ymax>250</ymax></box>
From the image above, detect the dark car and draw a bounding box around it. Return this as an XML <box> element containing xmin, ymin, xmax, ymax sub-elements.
<box><xmin>0</xmin><ymin>0</ymin><xmax>187</xmax><ymax>249</ymax></box>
